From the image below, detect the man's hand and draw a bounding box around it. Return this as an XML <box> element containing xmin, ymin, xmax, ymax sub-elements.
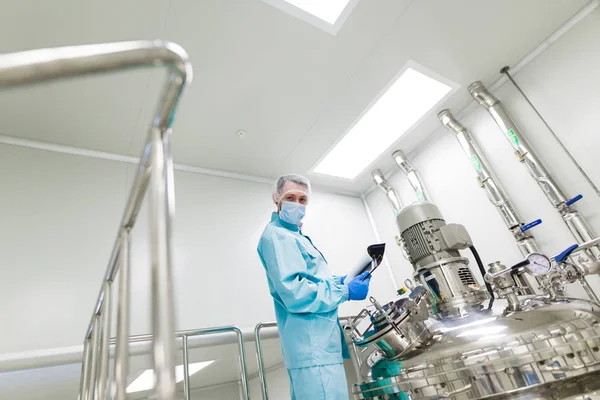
<box><xmin>347</xmin><ymin>271</ymin><xmax>372</xmax><ymax>301</ymax></box>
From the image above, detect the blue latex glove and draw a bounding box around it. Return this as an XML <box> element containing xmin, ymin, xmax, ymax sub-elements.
<box><xmin>347</xmin><ymin>271</ymin><xmax>372</xmax><ymax>301</ymax></box>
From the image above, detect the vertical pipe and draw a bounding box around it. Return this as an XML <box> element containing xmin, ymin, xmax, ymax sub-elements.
<box><xmin>114</xmin><ymin>232</ymin><xmax>130</xmax><ymax>400</ymax></box>
<box><xmin>371</xmin><ymin>169</ymin><xmax>403</xmax><ymax>216</ymax></box>
<box><xmin>468</xmin><ymin>81</ymin><xmax>600</xmax><ymax>261</ymax></box>
<box><xmin>88</xmin><ymin>317</ymin><xmax>101</xmax><ymax>400</ymax></box>
<box><xmin>233</xmin><ymin>327</ymin><xmax>250</xmax><ymax>400</ymax></box>
<box><xmin>501</xmin><ymin>66</ymin><xmax>600</xmax><ymax>199</ymax></box>
<box><xmin>79</xmin><ymin>338</ymin><xmax>91</xmax><ymax>400</ymax></box>
<box><xmin>438</xmin><ymin>110</ymin><xmax>523</xmax><ymax>230</ymax></box>
<box><xmin>391</xmin><ymin>150</ymin><xmax>429</xmax><ymax>202</ymax></box>
<box><xmin>254</xmin><ymin>323</ymin><xmax>269</xmax><ymax>400</ymax></box>
<box><xmin>182</xmin><ymin>335</ymin><xmax>191</xmax><ymax>400</ymax></box>
<box><xmin>438</xmin><ymin>109</ymin><xmax>537</xmax><ymax>294</ymax></box>
<box><xmin>97</xmin><ymin>283</ymin><xmax>112</xmax><ymax>400</ymax></box>
<box><xmin>150</xmin><ymin>127</ymin><xmax>177</xmax><ymax>400</ymax></box>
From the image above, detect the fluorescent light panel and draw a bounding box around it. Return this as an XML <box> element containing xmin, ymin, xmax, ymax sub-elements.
<box><xmin>283</xmin><ymin>0</ymin><xmax>351</xmax><ymax>24</ymax></box>
<box><xmin>314</xmin><ymin>68</ymin><xmax>452</xmax><ymax>179</ymax></box>
<box><xmin>126</xmin><ymin>361</ymin><xmax>215</xmax><ymax>393</ymax></box>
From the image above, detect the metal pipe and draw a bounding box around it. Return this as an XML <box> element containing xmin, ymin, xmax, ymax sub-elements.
<box><xmin>233</xmin><ymin>327</ymin><xmax>250</xmax><ymax>400</ymax></box>
<box><xmin>500</xmin><ymin>66</ymin><xmax>600</xmax><ymax>199</ymax></box>
<box><xmin>0</xmin><ymin>38</ymin><xmax>192</xmax><ymax>293</ymax></box>
<box><xmin>254</xmin><ymin>322</ymin><xmax>276</xmax><ymax>400</ymax></box>
<box><xmin>176</xmin><ymin>326</ymin><xmax>250</xmax><ymax>400</ymax></box>
<box><xmin>468</xmin><ymin>81</ymin><xmax>567</xmax><ymax>206</ymax></box>
<box><xmin>569</xmin><ymin>237</ymin><xmax>600</xmax><ymax>257</ymax></box>
<box><xmin>150</xmin><ymin>127</ymin><xmax>177</xmax><ymax>400</ymax></box>
<box><xmin>468</xmin><ymin>81</ymin><xmax>600</xmax><ymax>261</ymax></box>
<box><xmin>392</xmin><ymin>150</ymin><xmax>428</xmax><ymax>202</ymax></box>
<box><xmin>88</xmin><ymin>318</ymin><xmax>101</xmax><ymax>400</ymax></box>
<box><xmin>439</xmin><ymin>109</ymin><xmax>538</xmax><ymax>294</ymax></box>
<box><xmin>114</xmin><ymin>231</ymin><xmax>130</xmax><ymax>400</ymax></box>
<box><xmin>182</xmin><ymin>335</ymin><xmax>191</xmax><ymax>400</ymax></box>
<box><xmin>371</xmin><ymin>169</ymin><xmax>403</xmax><ymax>216</ymax></box>
<box><xmin>439</xmin><ymin>110</ymin><xmax>522</xmax><ymax>230</ymax></box>
<box><xmin>83</xmin><ymin>334</ymin><xmax>95</xmax><ymax>400</ymax></box>
<box><xmin>78</xmin><ymin>339</ymin><xmax>91</xmax><ymax>400</ymax></box>
<box><xmin>0</xmin><ymin>41</ymin><xmax>191</xmax><ymax>89</ymax></box>
<box><xmin>1</xmin><ymin>325</ymin><xmax>280</xmax><ymax>374</ymax></box>
<box><xmin>1</xmin><ymin>40</ymin><xmax>195</xmax><ymax>400</ymax></box>
<box><xmin>97</xmin><ymin>282</ymin><xmax>112</xmax><ymax>400</ymax></box>
<box><xmin>58</xmin><ymin>40</ymin><xmax>191</xmax><ymax>321</ymax></box>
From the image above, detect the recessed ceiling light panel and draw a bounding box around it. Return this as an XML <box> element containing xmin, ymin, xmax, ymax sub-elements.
<box><xmin>313</xmin><ymin>64</ymin><xmax>455</xmax><ymax>180</ymax></box>
<box><xmin>263</xmin><ymin>0</ymin><xmax>360</xmax><ymax>34</ymax></box>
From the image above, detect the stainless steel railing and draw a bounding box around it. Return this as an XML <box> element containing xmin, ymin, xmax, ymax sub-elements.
<box><xmin>0</xmin><ymin>40</ymin><xmax>193</xmax><ymax>400</ymax></box>
<box><xmin>178</xmin><ymin>326</ymin><xmax>250</xmax><ymax>400</ymax></box>
<box><xmin>79</xmin><ymin>325</ymin><xmax>251</xmax><ymax>399</ymax></box>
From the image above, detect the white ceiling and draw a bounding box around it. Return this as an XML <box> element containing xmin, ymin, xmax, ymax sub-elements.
<box><xmin>0</xmin><ymin>339</ymin><xmax>285</xmax><ymax>400</ymax></box>
<box><xmin>0</xmin><ymin>0</ymin><xmax>588</xmax><ymax>194</ymax></box>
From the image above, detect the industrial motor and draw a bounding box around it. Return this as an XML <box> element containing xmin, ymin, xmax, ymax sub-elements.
<box><xmin>396</xmin><ymin>202</ymin><xmax>485</xmax><ymax>309</ymax></box>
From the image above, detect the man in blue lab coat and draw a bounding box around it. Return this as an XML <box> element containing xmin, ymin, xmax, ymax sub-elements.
<box><xmin>257</xmin><ymin>174</ymin><xmax>372</xmax><ymax>399</ymax></box>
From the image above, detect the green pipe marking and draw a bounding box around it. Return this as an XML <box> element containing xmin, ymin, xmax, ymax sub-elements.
<box><xmin>471</xmin><ymin>154</ymin><xmax>482</xmax><ymax>171</ymax></box>
<box><xmin>506</xmin><ymin>128</ymin><xmax>520</xmax><ymax>147</ymax></box>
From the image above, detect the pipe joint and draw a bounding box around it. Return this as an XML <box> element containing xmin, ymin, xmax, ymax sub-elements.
<box><xmin>437</xmin><ymin>109</ymin><xmax>466</xmax><ymax>133</ymax></box>
<box><xmin>468</xmin><ymin>81</ymin><xmax>499</xmax><ymax>109</ymax></box>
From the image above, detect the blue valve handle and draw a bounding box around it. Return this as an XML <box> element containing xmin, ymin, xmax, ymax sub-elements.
<box><xmin>565</xmin><ymin>194</ymin><xmax>583</xmax><ymax>207</ymax></box>
<box><xmin>555</xmin><ymin>244</ymin><xmax>579</xmax><ymax>263</ymax></box>
<box><xmin>520</xmin><ymin>219</ymin><xmax>542</xmax><ymax>232</ymax></box>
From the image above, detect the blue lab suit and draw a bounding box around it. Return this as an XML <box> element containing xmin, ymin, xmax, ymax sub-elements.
<box><xmin>257</xmin><ymin>212</ymin><xmax>351</xmax><ymax>399</ymax></box>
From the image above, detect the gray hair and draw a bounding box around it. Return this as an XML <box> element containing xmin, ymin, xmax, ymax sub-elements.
<box><xmin>273</xmin><ymin>174</ymin><xmax>312</xmax><ymax>202</ymax></box>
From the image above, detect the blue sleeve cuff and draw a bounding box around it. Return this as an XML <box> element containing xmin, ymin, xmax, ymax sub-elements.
<box><xmin>340</xmin><ymin>284</ymin><xmax>349</xmax><ymax>302</ymax></box>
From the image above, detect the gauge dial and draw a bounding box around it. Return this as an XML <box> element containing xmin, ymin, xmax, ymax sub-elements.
<box><xmin>525</xmin><ymin>253</ymin><xmax>552</xmax><ymax>276</ymax></box>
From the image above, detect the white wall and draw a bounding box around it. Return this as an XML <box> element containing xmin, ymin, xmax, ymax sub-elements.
<box><xmin>367</xmin><ymin>8</ymin><xmax>600</xmax><ymax>297</ymax></box>
<box><xmin>0</xmin><ymin>143</ymin><xmax>397</xmax><ymax>356</ymax></box>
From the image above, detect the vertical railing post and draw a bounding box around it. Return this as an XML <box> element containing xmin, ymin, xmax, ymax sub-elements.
<box><xmin>97</xmin><ymin>282</ymin><xmax>113</xmax><ymax>400</ymax></box>
<box><xmin>150</xmin><ymin>127</ymin><xmax>177</xmax><ymax>400</ymax></box>
<box><xmin>83</xmin><ymin>331</ymin><xmax>95</xmax><ymax>400</ymax></box>
<box><xmin>233</xmin><ymin>327</ymin><xmax>250</xmax><ymax>400</ymax></box>
<box><xmin>88</xmin><ymin>317</ymin><xmax>101</xmax><ymax>399</ymax></box>
<box><xmin>115</xmin><ymin>232</ymin><xmax>130</xmax><ymax>400</ymax></box>
<box><xmin>254</xmin><ymin>323</ymin><xmax>269</xmax><ymax>400</ymax></box>
<box><xmin>79</xmin><ymin>337</ymin><xmax>91</xmax><ymax>400</ymax></box>
<box><xmin>182</xmin><ymin>335</ymin><xmax>191</xmax><ymax>400</ymax></box>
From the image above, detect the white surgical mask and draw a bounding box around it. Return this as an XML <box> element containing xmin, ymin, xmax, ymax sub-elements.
<box><xmin>279</xmin><ymin>201</ymin><xmax>306</xmax><ymax>225</ymax></box>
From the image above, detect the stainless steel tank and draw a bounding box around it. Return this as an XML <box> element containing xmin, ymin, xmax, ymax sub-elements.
<box><xmin>348</xmin><ymin>202</ymin><xmax>600</xmax><ymax>399</ymax></box>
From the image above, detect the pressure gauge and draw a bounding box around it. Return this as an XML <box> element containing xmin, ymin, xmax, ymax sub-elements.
<box><xmin>525</xmin><ymin>253</ymin><xmax>552</xmax><ymax>276</ymax></box>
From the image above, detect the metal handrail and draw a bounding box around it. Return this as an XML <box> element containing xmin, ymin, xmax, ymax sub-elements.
<box><xmin>178</xmin><ymin>326</ymin><xmax>250</xmax><ymax>400</ymax></box>
<box><xmin>254</xmin><ymin>317</ymin><xmax>357</xmax><ymax>400</ymax></box>
<box><xmin>254</xmin><ymin>322</ymin><xmax>277</xmax><ymax>400</ymax></box>
<box><xmin>100</xmin><ymin>326</ymin><xmax>250</xmax><ymax>400</ymax></box>
<box><xmin>0</xmin><ymin>40</ymin><xmax>192</xmax><ymax>400</ymax></box>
